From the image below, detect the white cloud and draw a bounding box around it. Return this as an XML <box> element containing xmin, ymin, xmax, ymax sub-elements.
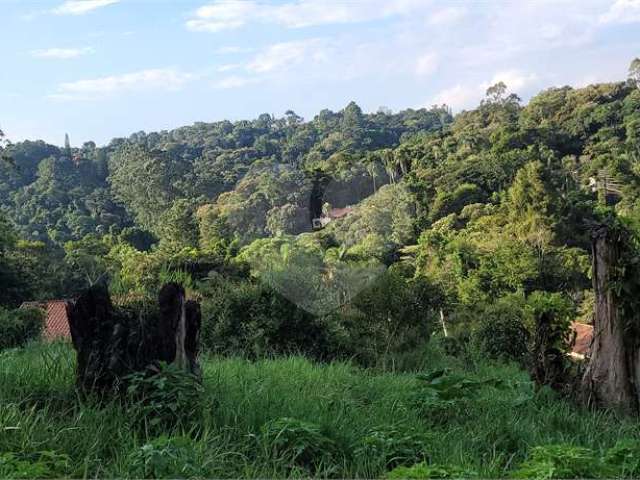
<box><xmin>430</xmin><ymin>69</ymin><xmax>538</xmax><ymax>111</ymax></box>
<box><xmin>415</xmin><ymin>52</ymin><xmax>438</xmax><ymax>76</ymax></box>
<box><xmin>599</xmin><ymin>0</ymin><xmax>640</xmax><ymax>24</ymax></box>
<box><xmin>211</xmin><ymin>38</ymin><xmax>336</xmax><ymax>88</ymax></box>
<box><xmin>214</xmin><ymin>75</ymin><xmax>260</xmax><ymax>89</ymax></box>
<box><xmin>49</xmin><ymin>68</ymin><xmax>195</xmax><ymax>101</ymax></box>
<box><xmin>52</xmin><ymin>0</ymin><xmax>120</xmax><ymax>15</ymax></box>
<box><xmin>430</xmin><ymin>84</ymin><xmax>481</xmax><ymax>111</ymax></box>
<box><xmin>485</xmin><ymin>70</ymin><xmax>538</xmax><ymax>91</ymax></box>
<box><xmin>217</xmin><ymin>63</ymin><xmax>241</xmax><ymax>72</ymax></box>
<box><xmin>246</xmin><ymin>39</ymin><xmax>328</xmax><ymax>73</ymax></box>
<box><xmin>186</xmin><ymin>1</ymin><xmax>259</xmax><ymax>32</ymax></box>
<box><xmin>31</xmin><ymin>47</ymin><xmax>94</xmax><ymax>59</ymax></box>
<box><xmin>186</xmin><ymin>0</ymin><xmax>429</xmax><ymax>32</ymax></box>
<box><xmin>214</xmin><ymin>46</ymin><xmax>252</xmax><ymax>55</ymax></box>
<box><xmin>428</xmin><ymin>6</ymin><xmax>467</xmax><ymax>26</ymax></box>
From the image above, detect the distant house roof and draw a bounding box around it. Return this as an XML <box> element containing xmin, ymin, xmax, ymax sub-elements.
<box><xmin>328</xmin><ymin>207</ymin><xmax>353</xmax><ymax>219</ymax></box>
<box><xmin>20</xmin><ymin>300</ymin><xmax>71</xmax><ymax>341</ymax></box>
<box><xmin>313</xmin><ymin>206</ymin><xmax>354</xmax><ymax>230</ymax></box>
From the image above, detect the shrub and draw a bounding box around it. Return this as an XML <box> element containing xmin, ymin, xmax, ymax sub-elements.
<box><xmin>416</xmin><ymin>369</ymin><xmax>504</xmax><ymax>404</ymax></box>
<box><xmin>354</xmin><ymin>426</ymin><xmax>431</xmax><ymax>469</ymax></box>
<box><xmin>470</xmin><ymin>296</ymin><xmax>530</xmax><ymax>363</ymax></box>
<box><xmin>199</xmin><ymin>276</ymin><xmax>340</xmax><ymax>360</ymax></box>
<box><xmin>526</xmin><ymin>290</ymin><xmax>574</xmax><ymax>355</ymax></box>
<box><xmin>0</xmin><ymin>306</ymin><xmax>44</xmax><ymax>350</ymax></box>
<box><xmin>439</xmin><ymin>336</ymin><xmax>467</xmax><ymax>357</ymax></box>
<box><xmin>472</xmin><ymin>315</ymin><xmax>529</xmax><ymax>363</ymax></box>
<box><xmin>127</xmin><ymin>436</ymin><xmax>203</xmax><ymax>479</ymax></box>
<box><xmin>125</xmin><ymin>362</ymin><xmax>204</xmax><ymax>430</ymax></box>
<box><xmin>511</xmin><ymin>441</ymin><xmax>640</xmax><ymax>479</ymax></box>
<box><xmin>259</xmin><ymin>417</ymin><xmax>339</xmax><ymax>473</ymax></box>
<box><xmin>198</xmin><ymin>264</ymin><xmax>437</xmax><ymax>367</ymax></box>
<box><xmin>386</xmin><ymin>462</ymin><xmax>477</xmax><ymax>479</ymax></box>
<box><xmin>603</xmin><ymin>440</ymin><xmax>640</xmax><ymax>477</ymax></box>
<box><xmin>511</xmin><ymin>444</ymin><xmax>601</xmax><ymax>479</ymax></box>
<box><xmin>344</xmin><ymin>265</ymin><xmax>437</xmax><ymax>367</ymax></box>
<box><xmin>412</xmin><ymin>369</ymin><xmax>505</xmax><ymax>424</ymax></box>
<box><xmin>0</xmin><ymin>451</ymin><xmax>70</xmax><ymax>479</ymax></box>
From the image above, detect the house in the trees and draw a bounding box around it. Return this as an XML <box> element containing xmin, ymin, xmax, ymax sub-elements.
<box><xmin>20</xmin><ymin>300</ymin><xmax>71</xmax><ymax>340</ymax></box>
<box><xmin>312</xmin><ymin>206</ymin><xmax>353</xmax><ymax>229</ymax></box>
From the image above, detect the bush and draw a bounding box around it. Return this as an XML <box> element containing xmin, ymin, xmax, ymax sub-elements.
<box><xmin>125</xmin><ymin>362</ymin><xmax>204</xmax><ymax>430</ymax></box>
<box><xmin>386</xmin><ymin>462</ymin><xmax>477</xmax><ymax>479</ymax></box>
<box><xmin>526</xmin><ymin>290</ymin><xmax>574</xmax><ymax>355</ymax></box>
<box><xmin>354</xmin><ymin>426</ymin><xmax>431</xmax><ymax>470</ymax></box>
<box><xmin>198</xmin><ymin>265</ymin><xmax>437</xmax><ymax>367</ymax></box>
<box><xmin>259</xmin><ymin>417</ymin><xmax>340</xmax><ymax>474</ymax></box>
<box><xmin>472</xmin><ymin>315</ymin><xmax>529</xmax><ymax>363</ymax></box>
<box><xmin>0</xmin><ymin>306</ymin><xmax>44</xmax><ymax>350</ymax></box>
<box><xmin>127</xmin><ymin>436</ymin><xmax>203</xmax><ymax>479</ymax></box>
<box><xmin>0</xmin><ymin>451</ymin><xmax>70</xmax><ymax>479</ymax></box>
<box><xmin>412</xmin><ymin>369</ymin><xmax>506</xmax><ymax>425</ymax></box>
<box><xmin>511</xmin><ymin>441</ymin><xmax>640</xmax><ymax>479</ymax></box>
<box><xmin>344</xmin><ymin>265</ymin><xmax>437</xmax><ymax>367</ymax></box>
<box><xmin>199</xmin><ymin>276</ymin><xmax>341</xmax><ymax>360</ymax></box>
<box><xmin>470</xmin><ymin>296</ymin><xmax>530</xmax><ymax>363</ymax></box>
<box><xmin>439</xmin><ymin>336</ymin><xmax>467</xmax><ymax>357</ymax></box>
<box><xmin>602</xmin><ymin>440</ymin><xmax>640</xmax><ymax>477</ymax></box>
<box><xmin>511</xmin><ymin>444</ymin><xmax>601</xmax><ymax>479</ymax></box>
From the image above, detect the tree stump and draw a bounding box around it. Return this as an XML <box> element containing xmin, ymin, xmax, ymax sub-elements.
<box><xmin>66</xmin><ymin>282</ymin><xmax>201</xmax><ymax>392</ymax></box>
<box><xmin>581</xmin><ymin>223</ymin><xmax>640</xmax><ymax>414</ymax></box>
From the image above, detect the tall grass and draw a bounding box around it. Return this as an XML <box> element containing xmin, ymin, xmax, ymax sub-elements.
<box><xmin>0</xmin><ymin>340</ymin><xmax>638</xmax><ymax>478</ymax></box>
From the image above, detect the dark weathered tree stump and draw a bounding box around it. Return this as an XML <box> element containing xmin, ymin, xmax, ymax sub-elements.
<box><xmin>581</xmin><ymin>224</ymin><xmax>640</xmax><ymax>414</ymax></box>
<box><xmin>66</xmin><ymin>282</ymin><xmax>201</xmax><ymax>392</ymax></box>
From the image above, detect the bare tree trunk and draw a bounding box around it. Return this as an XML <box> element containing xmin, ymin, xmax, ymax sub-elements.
<box><xmin>581</xmin><ymin>224</ymin><xmax>639</xmax><ymax>414</ymax></box>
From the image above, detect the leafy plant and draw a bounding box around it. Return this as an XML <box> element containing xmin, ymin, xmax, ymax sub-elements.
<box><xmin>416</xmin><ymin>369</ymin><xmax>504</xmax><ymax>404</ymax></box>
<box><xmin>0</xmin><ymin>451</ymin><xmax>70</xmax><ymax>479</ymax></box>
<box><xmin>602</xmin><ymin>440</ymin><xmax>640</xmax><ymax>477</ymax></box>
<box><xmin>386</xmin><ymin>462</ymin><xmax>477</xmax><ymax>479</ymax></box>
<box><xmin>0</xmin><ymin>307</ymin><xmax>44</xmax><ymax>351</ymax></box>
<box><xmin>511</xmin><ymin>444</ymin><xmax>601</xmax><ymax>479</ymax></box>
<box><xmin>259</xmin><ymin>417</ymin><xmax>339</xmax><ymax>473</ymax></box>
<box><xmin>472</xmin><ymin>294</ymin><xmax>530</xmax><ymax>363</ymax></box>
<box><xmin>472</xmin><ymin>314</ymin><xmax>530</xmax><ymax>363</ymax></box>
<box><xmin>127</xmin><ymin>436</ymin><xmax>203</xmax><ymax>479</ymax></box>
<box><xmin>125</xmin><ymin>362</ymin><xmax>203</xmax><ymax>429</ymax></box>
<box><xmin>354</xmin><ymin>426</ymin><xmax>431</xmax><ymax>469</ymax></box>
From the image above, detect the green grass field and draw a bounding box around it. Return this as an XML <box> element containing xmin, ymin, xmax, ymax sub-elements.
<box><xmin>1</xmin><ymin>341</ymin><xmax>639</xmax><ymax>478</ymax></box>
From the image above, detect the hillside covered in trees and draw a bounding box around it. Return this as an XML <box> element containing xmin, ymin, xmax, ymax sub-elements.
<box><xmin>2</xmin><ymin>59</ymin><xmax>640</xmax><ymax>479</ymax></box>
<box><xmin>2</xmin><ymin>69</ymin><xmax>640</xmax><ymax>339</ymax></box>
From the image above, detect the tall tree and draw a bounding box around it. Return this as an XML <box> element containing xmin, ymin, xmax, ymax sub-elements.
<box><xmin>629</xmin><ymin>57</ymin><xmax>640</xmax><ymax>87</ymax></box>
<box><xmin>64</xmin><ymin>133</ymin><xmax>72</xmax><ymax>157</ymax></box>
<box><xmin>0</xmin><ymin>127</ymin><xmax>13</xmax><ymax>166</ymax></box>
<box><xmin>582</xmin><ymin>221</ymin><xmax>640</xmax><ymax>414</ymax></box>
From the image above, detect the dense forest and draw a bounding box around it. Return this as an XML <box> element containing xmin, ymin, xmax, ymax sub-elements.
<box><xmin>2</xmin><ymin>60</ymin><xmax>640</xmax><ymax>478</ymax></box>
<box><xmin>3</xmin><ymin>68</ymin><xmax>640</xmax><ymax>350</ymax></box>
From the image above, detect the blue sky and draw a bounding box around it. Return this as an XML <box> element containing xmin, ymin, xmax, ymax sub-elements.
<box><xmin>2</xmin><ymin>0</ymin><xmax>639</xmax><ymax>146</ymax></box>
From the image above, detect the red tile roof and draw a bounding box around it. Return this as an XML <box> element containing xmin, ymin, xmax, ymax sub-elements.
<box><xmin>44</xmin><ymin>301</ymin><xmax>71</xmax><ymax>340</ymax></box>
<box><xmin>21</xmin><ymin>300</ymin><xmax>71</xmax><ymax>341</ymax></box>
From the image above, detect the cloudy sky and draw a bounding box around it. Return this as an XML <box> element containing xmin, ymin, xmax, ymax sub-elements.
<box><xmin>1</xmin><ymin>0</ymin><xmax>639</xmax><ymax>146</ymax></box>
